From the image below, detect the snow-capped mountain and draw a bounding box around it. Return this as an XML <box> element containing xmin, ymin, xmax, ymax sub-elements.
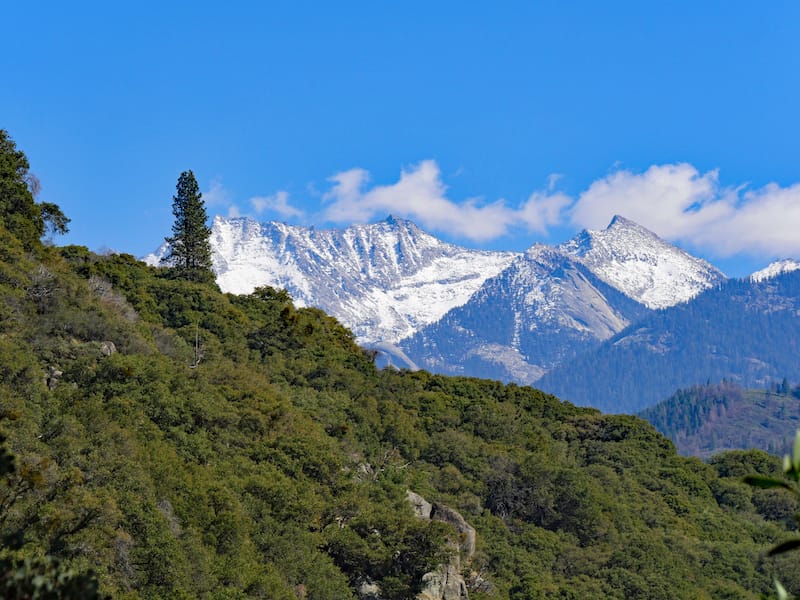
<box><xmin>559</xmin><ymin>215</ymin><xmax>726</xmax><ymax>309</ymax></box>
<box><xmin>145</xmin><ymin>214</ymin><xmax>728</xmax><ymax>380</ymax></box>
<box><xmin>400</xmin><ymin>244</ymin><xmax>652</xmax><ymax>383</ymax></box>
<box><xmin>751</xmin><ymin>259</ymin><xmax>800</xmax><ymax>282</ymax></box>
<box><xmin>146</xmin><ymin>215</ymin><xmax>517</xmax><ymax>343</ymax></box>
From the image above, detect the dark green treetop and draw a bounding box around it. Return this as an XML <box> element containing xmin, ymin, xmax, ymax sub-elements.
<box><xmin>0</xmin><ymin>129</ymin><xmax>69</xmax><ymax>249</ymax></box>
<box><xmin>162</xmin><ymin>170</ymin><xmax>213</xmax><ymax>280</ymax></box>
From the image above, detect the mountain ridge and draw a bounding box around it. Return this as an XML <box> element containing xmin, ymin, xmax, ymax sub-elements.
<box><xmin>537</xmin><ymin>269</ymin><xmax>800</xmax><ymax>413</ymax></box>
<box><xmin>145</xmin><ymin>214</ymin><xmax>725</xmax><ymax>351</ymax></box>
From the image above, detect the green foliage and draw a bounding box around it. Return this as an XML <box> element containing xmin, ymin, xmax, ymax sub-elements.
<box><xmin>162</xmin><ymin>170</ymin><xmax>213</xmax><ymax>281</ymax></box>
<box><xmin>0</xmin><ymin>130</ymin><xmax>69</xmax><ymax>250</ymax></box>
<box><xmin>39</xmin><ymin>202</ymin><xmax>70</xmax><ymax>238</ymax></box>
<box><xmin>743</xmin><ymin>431</ymin><xmax>800</xmax><ymax>598</ymax></box>
<box><xmin>0</xmin><ymin>130</ymin><xmax>46</xmax><ymax>250</ymax></box>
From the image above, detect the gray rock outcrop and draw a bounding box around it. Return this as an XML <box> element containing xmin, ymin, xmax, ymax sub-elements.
<box><xmin>407</xmin><ymin>490</ymin><xmax>476</xmax><ymax>600</ymax></box>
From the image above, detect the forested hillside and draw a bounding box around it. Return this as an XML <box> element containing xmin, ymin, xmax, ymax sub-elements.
<box><xmin>537</xmin><ymin>273</ymin><xmax>800</xmax><ymax>413</ymax></box>
<box><xmin>2</xmin><ymin>130</ymin><xmax>800</xmax><ymax>598</ymax></box>
<box><xmin>640</xmin><ymin>381</ymin><xmax>800</xmax><ymax>458</ymax></box>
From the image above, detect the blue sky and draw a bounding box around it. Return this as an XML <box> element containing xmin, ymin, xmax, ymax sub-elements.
<box><xmin>4</xmin><ymin>1</ymin><xmax>800</xmax><ymax>277</ymax></box>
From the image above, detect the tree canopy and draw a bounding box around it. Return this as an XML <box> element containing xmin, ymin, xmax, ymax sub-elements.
<box><xmin>0</xmin><ymin>130</ymin><xmax>69</xmax><ymax>250</ymax></box>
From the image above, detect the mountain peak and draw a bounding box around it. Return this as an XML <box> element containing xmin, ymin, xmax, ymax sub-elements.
<box><xmin>751</xmin><ymin>259</ymin><xmax>800</xmax><ymax>282</ymax></box>
<box><xmin>607</xmin><ymin>214</ymin><xmax>636</xmax><ymax>228</ymax></box>
<box><xmin>559</xmin><ymin>216</ymin><xmax>725</xmax><ymax>309</ymax></box>
<box><xmin>379</xmin><ymin>214</ymin><xmax>419</xmax><ymax>232</ymax></box>
<box><xmin>199</xmin><ymin>215</ymin><xmax>518</xmax><ymax>343</ymax></box>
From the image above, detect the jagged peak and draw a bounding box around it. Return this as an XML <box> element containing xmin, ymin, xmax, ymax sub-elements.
<box><xmin>524</xmin><ymin>242</ymin><xmax>554</xmax><ymax>258</ymax></box>
<box><xmin>377</xmin><ymin>214</ymin><xmax>422</xmax><ymax>232</ymax></box>
<box><xmin>600</xmin><ymin>215</ymin><xmax>666</xmax><ymax>241</ymax></box>
<box><xmin>607</xmin><ymin>214</ymin><xmax>639</xmax><ymax>229</ymax></box>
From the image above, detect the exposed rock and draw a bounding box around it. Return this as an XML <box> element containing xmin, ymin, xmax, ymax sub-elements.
<box><xmin>357</xmin><ymin>577</ymin><xmax>382</xmax><ymax>599</ymax></box>
<box><xmin>407</xmin><ymin>490</ymin><xmax>433</xmax><ymax>520</ymax></box>
<box><xmin>45</xmin><ymin>366</ymin><xmax>62</xmax><ymax>390</ymax></box>
<box><xmin>429</xmin><ymin>503</ymin><xmax>475</xmax><ymax>560</ymax></box>
<box><xmin>418</xmin><ymin>563</ymin><xmax>468</xmax><ymax>600</ymax></box>
<box><xmin>100</xmin><ymin>341</ymin><xmax>117</xmax><ymax>356</ymax></box>
<box><xmin>407</xmin><ymin>490</ymin><xmax>478</xmax><ymax>600</ymax></box>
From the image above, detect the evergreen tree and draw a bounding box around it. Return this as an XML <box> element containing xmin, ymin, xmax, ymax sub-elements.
<box><xmin>0</xmin><ymin>130</ymin><xmax>69</xmax><ymax>249</ymax></box>
<box><xmin>0</xmin><ymin>130</ymin><xmax>44</xmax><ymax>248</ymax></box>
<box><xmin>162</xmin><ymin>170</ymin><xmax>213</xmax><ymax>280</ymax></box>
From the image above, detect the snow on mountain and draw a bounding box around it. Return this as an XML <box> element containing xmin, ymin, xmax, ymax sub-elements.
<box><xmin>560</xmin><ymin>215</ymin><xmax>726</xmax><ymax>309</ymax></box>
<box><xmin>751</xmin><ymin>259</ymin><xmax>800</xmax><ymax>282</ymax></box>
<box><xmin>400</xmin><ymin>244</ymin><xmax>651</xmax><ymax>383</ymax></box>
<box><xmin>146</xmin><ymin>215</ymin><xmax>518</xmax><ymax>344</ymax></box>
<box><xmin>145</xmin><ymin>213</ymin><xmax>726</xmax><ymax>375</ymax></box>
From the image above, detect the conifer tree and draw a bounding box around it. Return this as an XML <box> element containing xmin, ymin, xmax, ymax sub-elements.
<box><xmin>162</xmin><ymin>170</ymin><xmax>213</xmax><ymax>280</ymax></box>
<box><xmin>0</xmin><ymin>130</ymin><xmax>69</xmax><ymax>249</ymax></box>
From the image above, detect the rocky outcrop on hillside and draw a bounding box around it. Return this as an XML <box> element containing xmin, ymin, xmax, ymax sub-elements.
<box><xmin>407</xmin><ymin>491</ymin><xmax>477</xmax><ymax>600</ymax></box>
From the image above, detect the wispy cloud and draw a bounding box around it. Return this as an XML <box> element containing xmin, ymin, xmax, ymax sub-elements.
<box><xmin>203</xmin><ymin>177</ymin><xmax>242</xmax><ymax>218</ymax></box>
<box><xmin>251</xmin><ymin>191</ymin><xmax>304</xmax><ymax>219</ymax></box>
<box><xmin>203</xmin><ymin>177</ymin><xmax>232</xmax><ymax>207</ymax></box>
<box><xmin>321</xmin><ymin>160</ymin><xmax>569</xmax><ymax>241</ymax></box>
<box><xmin>203</xmin><ymin>178</ymin><xmax>303</xmax><ymax>221</ymax></box>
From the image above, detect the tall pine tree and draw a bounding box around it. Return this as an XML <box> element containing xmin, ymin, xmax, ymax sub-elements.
<box><xmin>162</xmin><ymin>170</ymin><xmax>213</xmax><ymax>280</ymax></box>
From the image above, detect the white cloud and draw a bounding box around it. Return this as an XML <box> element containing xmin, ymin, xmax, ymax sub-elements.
<box><xmin>251</xmin><ymin>191</ymin><xmax>304</xmax><ymax>219</ymax></box>
<box><xmin>203</xmin><ymin>177</ymin><xmax>242</xmax><ymax>219</ymax></box>
<box><xmin>321</xmin><ymin>160</ymin><xmax>568</xmax><ymax>241</ymax></box>
<box><xmin>547</xmin><ymin>173</ymin><xmax>563</xmax><ymax>192</ymax></box>
<box><xmin>207</xmin><ymin>162</ymin><xmax>800</xmax><ymax>259</ymax></box>
<box><xmin>693</xmin><ymin>182</ymin><xmax>800</xmax><ymax>256</ymax></box>
<box><xmin>568</xmin><ymin>163</ymin><xmax>800</xmax><ymax>258</ymax></box>
<box><xmin>570</xmin><ymin>164</ymin><xmax>728</xmax><ymax>238</ymax></box>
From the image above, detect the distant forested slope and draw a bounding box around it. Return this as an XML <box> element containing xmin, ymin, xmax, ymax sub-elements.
<box><xmin>537</xmin><ymin>273</ymin><xmax>800</xmax><ymax>414</ymax></box>
<box><xmin>640</xmin><ymin>381</ymin><xmax>800</xmax><ymax>458</ymax></box>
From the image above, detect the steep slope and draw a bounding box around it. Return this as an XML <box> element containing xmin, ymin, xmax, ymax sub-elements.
<box><xmin>401</xmin><ymin>245</ymin><xmax>651</xmax><ymax>383</ymax></box>
<box><xmin>640</xmin><ymin>381</ymin><xmax>800</xmax><ymax>458</ymax></box>
<box><xmin>537</xmin><ymin>270</ymin><xmax>800</xmax><ymax>414</ymax></box>
<box><xmin>146</xmin><ymin>215</ymin><xmax>517</xmax><ymax>344</ymax></box>
<box><xmin>560</xmin><ymin>215</ymin><xmax>726</xmax><ymax>309</ymax></box>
